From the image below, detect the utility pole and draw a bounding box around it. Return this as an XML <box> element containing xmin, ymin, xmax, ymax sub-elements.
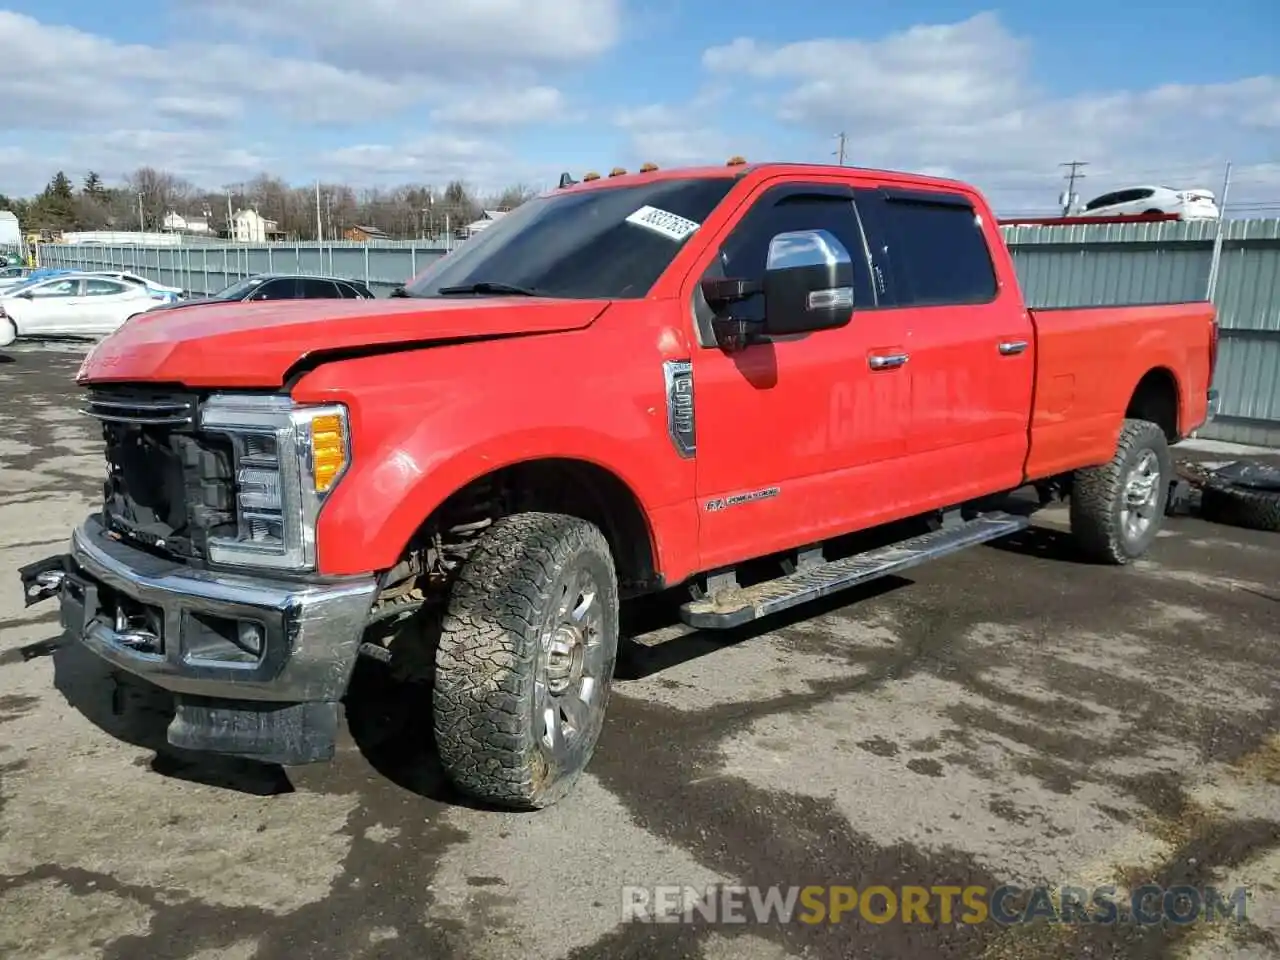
<box><xmin>315</xmin><ymin>180</ymin><xmax>323</xmax><ymax>242</ymax></box>
<box><xmin>137</xmin><ymin>192</ymin><xmax>145</xmax><ymax>233</ymax></box>
<box><xmin>833</xmin><ymin>132</ymin><xmax>847</xmax><ymax>166</ymax></box>
<box><xmin>1059</xmin><ymin>161</ymin><xmax>1088</xmax><ymax>215</ymax></box>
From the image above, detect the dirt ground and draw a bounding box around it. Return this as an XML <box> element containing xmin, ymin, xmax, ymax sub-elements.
<box><xmin>1</xmin><ymin>341</ymin><xmax>1278</xmax><ymax>960</ymax></box>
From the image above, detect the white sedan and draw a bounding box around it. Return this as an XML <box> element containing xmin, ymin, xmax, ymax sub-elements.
<box><xmin>0</xmin><ymin>275</ymin><xmax>162</xmax><ymax>342</ymax></box>
<box><xmin>1073</xmin><ymin>185</ymin><xmax>1220</xmax><ymax>220</ymax></box>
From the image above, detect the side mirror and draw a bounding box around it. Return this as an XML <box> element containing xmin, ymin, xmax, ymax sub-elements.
<box><xmin>17</xmin><ymin>290</ymin><xmax>34</xmax><ymax>300</ymax></box>
<box><xmin>761</xmin><ymin>229</ymin><xmax>855</xmax><ymax>336</ymax></box>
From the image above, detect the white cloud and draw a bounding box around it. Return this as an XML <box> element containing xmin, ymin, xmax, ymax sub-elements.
<box><xmin>704</xmin><ymin>13</ymin><xmax>1030</xmax><ymax>127</ymax></box>
<box><xmin>635</xmin><ymin>12</ymin><xmax>1280</xmax><ymax>214</ymax></box>
<box><xmin>185</xmin><ymin>0</ymin><xmax>622</xmax><ymax>79</ymax></box>
<box><xmin>152</xmin><ymin>96</ymin><xmax>244</xmax><ymax>126</ymax></box>
<box><xmin>0</xmin><ymin>8</ymin><xmax>600</xmax><ymax>195</ymax></box>
<box><xmin>430</xmin><ymin>86</ymin><xmax>573</xmax><ymax>127</ymax></box>
<box><xmin>316</xmin><ymin>136</ymin><xmax>560</xmax><ymax>194</ymax></box>
<box><xmin>612</xmin><ymin>88</ymin><xmax>749</xmax><ymax>169</ymax></box>
<box><xmin>0</xmin><ymin>11</ymin><xmax>420</xmax><ymax>130</ymax></box>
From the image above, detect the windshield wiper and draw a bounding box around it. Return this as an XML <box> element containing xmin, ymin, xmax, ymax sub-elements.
<box><xmin>435</xmin><ymin>281</ymin><xmax>542</xmax><ymax>297</ymax></box>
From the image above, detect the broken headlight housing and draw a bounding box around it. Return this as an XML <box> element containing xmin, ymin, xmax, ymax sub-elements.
<box><xmin>200</xmin><ymin>394</ymin><xmax>350</xmax><ymax>571</ymax></box>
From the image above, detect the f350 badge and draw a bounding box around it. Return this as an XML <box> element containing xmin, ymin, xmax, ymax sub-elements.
<box><xmin>705</xmin><ymin>487</ymin><xmax>781</xmax><ymax>512</ymax></box>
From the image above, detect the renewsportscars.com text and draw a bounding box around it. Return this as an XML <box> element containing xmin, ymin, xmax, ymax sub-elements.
<box><xmin>621</xmin><ymin>884</ymin><xmax>1249</xmax><ymax>926</ymax></box>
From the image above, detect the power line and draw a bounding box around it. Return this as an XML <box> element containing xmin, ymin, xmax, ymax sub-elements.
<box><xmin>1058</xmin><ymin>161</ymin><xmax>1088</xmax><ymax>215</ymax></box>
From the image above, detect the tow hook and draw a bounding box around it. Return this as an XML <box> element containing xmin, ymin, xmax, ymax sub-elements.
<box><xmin>18</xmin><ymin>556</ymin><xmax>70</xmax><ymax>608</ymax></box>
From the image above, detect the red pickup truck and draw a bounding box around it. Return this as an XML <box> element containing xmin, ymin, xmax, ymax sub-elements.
<box><xmin>21</xmin><ymin>160</ymin><xmax>1218</xmax><ymax>810</ymax></box>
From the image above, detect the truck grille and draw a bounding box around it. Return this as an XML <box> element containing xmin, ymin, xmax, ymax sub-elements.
<box><xmin>85</xmin><ymin>386</ymin><xmax>236</xmax><ymax>559</ymax></box>
<box><xmin>82</xmin><ymin>391</ymin><xmax>196</xmax><ymax>427</ymax></box>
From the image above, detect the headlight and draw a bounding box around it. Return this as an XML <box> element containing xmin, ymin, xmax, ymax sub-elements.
<box><xmin>200</xmin><ymin>394</ymin><xmax>350</xmax><ymax>571</ymax></box>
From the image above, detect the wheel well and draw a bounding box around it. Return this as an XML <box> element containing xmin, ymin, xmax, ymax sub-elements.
<box><xmin>1126</xmin><ymin>368</ymin><xmax>1179</xmax><ymax>442</ymax></box>
<box><xmin>394</xmin><ymin>458</ymin><xmax>659</xmax><ymax>599</ymax></box>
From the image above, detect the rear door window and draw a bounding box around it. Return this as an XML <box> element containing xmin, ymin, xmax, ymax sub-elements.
<box><xmin>84</xmin><ymin>279</ymin><xmax>128</xmax><ymax>296</ymax></box>
<box><xmin>854</xmin><ymin>189</ymin><xmax>997</xmax><ymax>307</ymax></box>
<box><xmin>299</xmin><ymin>278</ymin><xmax>341</xmax><ymax>298</ymax></box>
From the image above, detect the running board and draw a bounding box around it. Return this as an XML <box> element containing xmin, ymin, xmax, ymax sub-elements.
<box><xmin>679</xmin><ymin>512</ymin><xmax>1029</xmax><ymax>629</ymax></box>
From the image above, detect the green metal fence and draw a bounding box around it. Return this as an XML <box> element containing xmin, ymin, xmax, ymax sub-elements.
<box><xmin>34</xmin><ymin>218</ymin><xmax>1280</xmax><ymax>446</ymax></box>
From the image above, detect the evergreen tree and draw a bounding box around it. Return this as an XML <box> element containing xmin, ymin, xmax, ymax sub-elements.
<box><xmin>82</xmin><ymin>171</ymin><xmax>105</xmax><ymax>199</ymax></box>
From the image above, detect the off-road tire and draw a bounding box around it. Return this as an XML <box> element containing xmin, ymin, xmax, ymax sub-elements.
<box><xmin>1199</xmin><ymin>482</ymin><xmax>1280</xmax><ymax>533</ymax></box>
<box><xmin>1070</xmin><ymin>418</ymin><xmax>1172</xmax><ymax>564</ymax></box>
<box><xmin>432</xmin><ymin>511</ymin><xmax>619</xmax><ymax>809</ymax></box>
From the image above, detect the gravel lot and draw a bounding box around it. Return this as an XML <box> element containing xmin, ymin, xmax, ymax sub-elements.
<box><xmin>1</xmin><ymin>341</ymin><xmax>1278</xmax><ymax>960</ymax></box>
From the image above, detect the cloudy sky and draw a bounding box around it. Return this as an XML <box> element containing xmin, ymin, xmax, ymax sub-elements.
<box><xmin>2</xmin><ymin>1</ymin><xmax>1277</xmax><ymax>214</ymax></box>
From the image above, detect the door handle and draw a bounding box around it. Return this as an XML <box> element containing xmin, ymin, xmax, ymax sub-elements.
<box><xmin>998</xmin><ymin>339</ymin><xmax>1029</xmax><ymax>356</ymax></box>
<box><xmin>868</xmin><ymin>352</ymin><xmax>909</xmax><ymax>370</ymax></box>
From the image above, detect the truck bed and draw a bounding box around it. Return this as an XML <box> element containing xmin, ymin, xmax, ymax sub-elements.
<box><xmin>1024</xmin><ymin>301</ymin><xmax>1216</xmax><ymax>482</ymax></box>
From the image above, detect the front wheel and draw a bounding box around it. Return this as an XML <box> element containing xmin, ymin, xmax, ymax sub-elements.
<box><xmin>432</xmin><ymin>512</ymin><xmax>619</xmax><ymax>809</ymax></box>
<box><xmin>0</xmin><ymin>317</ymin><xmax>16</xmax><ymax>347</ymax></box>
<box><xmin>1070</xmin><ymin>418</ymin><xmax>1172</xmax><ymax>564</ymax></box>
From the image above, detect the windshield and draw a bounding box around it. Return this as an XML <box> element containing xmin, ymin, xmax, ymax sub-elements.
<box><xmin>211</xmin><ymin>276</ymin><xmax>265</xmax><ymax>300</ymax></box>
<box><xmin>402</xmin><ymin>176</ymin><xmax>738</xmax><ymax>300</ymax></box>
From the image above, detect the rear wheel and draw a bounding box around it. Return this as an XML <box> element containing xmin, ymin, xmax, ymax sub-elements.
<box><xmin>1070</xmin><ymin>419</ymin><xmax>1172</xmax><ymax>564</ymax></box>
<box><xmin>432</xmin><ymin>512</ymin><xmax>619</xmax><ymax>809</ymax></box>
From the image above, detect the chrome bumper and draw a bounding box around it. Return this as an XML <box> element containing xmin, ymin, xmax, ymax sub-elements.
<box><xmin>20</xmin><ymin>516</ymin><xmax>378</xmax><ymax>763</ymax></box>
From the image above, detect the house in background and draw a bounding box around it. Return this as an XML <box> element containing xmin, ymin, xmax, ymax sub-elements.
<box><xmin>343</xmin><ymin>224</ymin><xmax>389</xmax><ymax>242</ymax></box>
<box><xmin>461</xmin><ymin>209</ymin><xmax>507</xmax><ymax>238</ymax></box>
<box><xmin>230</xmin><ymin>208</ymin><xmax>286</xmax><ymax>243</ymax></box>
<box><xmin>162</xmin><ymin>212</ymin><xmax>211</xmax><ymax>234</ymax></box>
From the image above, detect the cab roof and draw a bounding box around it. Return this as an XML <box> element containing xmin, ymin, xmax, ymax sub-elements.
<box><xmin>549</xmin><ymin>161</ymin><xmax>977</xmax><ymax>197</ymax></box>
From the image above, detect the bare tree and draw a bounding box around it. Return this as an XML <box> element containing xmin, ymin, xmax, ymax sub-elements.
<box><xmin>127</xmin><ymin>167</ymin><xmax>194</xmax><ymax>230</ymax></box>
<box><xmin>11</xmin><ymin>167</ymin><xmax>544</xmax><ymax>240</ymax></box>
<box><xmin>488</xmin><ymin>184</ymin><xmax>537</xmax><ymax>211</ymax></box>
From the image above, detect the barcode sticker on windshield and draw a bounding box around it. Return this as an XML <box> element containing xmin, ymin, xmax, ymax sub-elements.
<box><xmin>625</xmin><ymin>205</ymin><xmax>701</xmax><ymax>242</ymax></box>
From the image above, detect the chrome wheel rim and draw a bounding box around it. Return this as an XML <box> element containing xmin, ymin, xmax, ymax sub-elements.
<box><xmin>1121</xmin><ymin>449</ymin><xmax>1161</xmax><ymax>542</ymax></box>
<box><xmin>536</xmin><ymin>563</ymin><xmax>607</xmax><ymax>764</ymax></box>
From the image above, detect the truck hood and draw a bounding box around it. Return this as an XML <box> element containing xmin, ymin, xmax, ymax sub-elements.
<box><xmin>76</xmin><ymin>296</ymin><xmax>611</xmax><ymax>388</ymax></box>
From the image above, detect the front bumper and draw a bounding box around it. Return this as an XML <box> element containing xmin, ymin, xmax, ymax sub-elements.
<box><xmin>20</xmin><ymin>516</ymin><xmax>378</xmax><ymax>764</ymax></box>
